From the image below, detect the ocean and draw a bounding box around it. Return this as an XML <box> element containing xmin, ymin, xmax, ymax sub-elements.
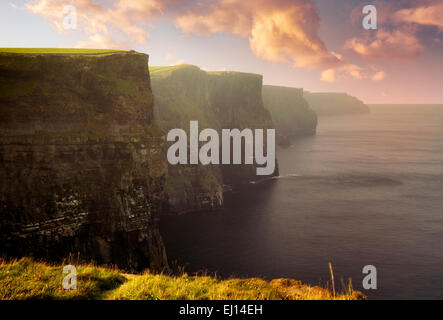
<box><xmin>160</xmin><ymin>104</ymin><xmax>443</xmax><ymax>299</ymax></box>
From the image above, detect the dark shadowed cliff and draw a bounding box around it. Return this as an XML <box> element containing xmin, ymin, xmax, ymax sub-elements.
<box><xmin>150</xmin><ymin>65</ymin><xmax>277</xmax><ymax>215</ymax></box>
<box><xmin>0</xmin><ymin>51</ymin><xmax>168</xmax><ymax>271</ymax></box>
<box><xmin>304</xmin><ymin>92</ymin><xmax>370</xmax><ymax>116</ymax></box>
<box><xmin>262</xmin><ymin>85</ymin><xmax>317</xmax><ymax>146</ymax></box>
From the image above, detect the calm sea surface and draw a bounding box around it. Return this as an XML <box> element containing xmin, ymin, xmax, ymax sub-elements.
<box><xmin>160</xmin><ymin>105</ymin><xmax>443</xmax><ymax>299</ymax></box>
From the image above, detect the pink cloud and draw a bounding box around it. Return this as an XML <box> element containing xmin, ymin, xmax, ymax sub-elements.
<box><xmin>394</xmin><ymin>1</ymin><xmax>443</xmax><ymax>29</ymax></box>
<box><xmin>175</xmin><ymin>0</ymin><xmax>388</xmax><ymax>82</ymax></box>
<box><xmin>25</xmin><ymin>0</ymin><xmax>386</xmax><ymax>82</ymax></box>
<box><xmin>321</xmin><ymin>64</ymin><xmax>386</xmax><ymax>83</ymax></box>
<box><xmin>320</xmin><ymin>69</ymin><xmax>336</xmax><ymax>82</ymax></box>
<box><xmin>26</xmin><ymin>0</ymin><xmax>165</xmax><ymax>44</ymax></box>
<box><xmin>372</xmin><ymin>71</ymin><xmax>386</xmax><ymax>81</ymax></box>
<box><xmin>345</xmin><ymin>28</ymin><xmax>424</xmax><ymax>60</ymax></box>
<box><xmin>175</xmin><ymin>0</ymin><xmax>342</xmax><ymax>70</ymax></box>
<box><xmin>345</xmin><ymin>1</ymin><xmax>442</xmax><ymax>61</ymax></box>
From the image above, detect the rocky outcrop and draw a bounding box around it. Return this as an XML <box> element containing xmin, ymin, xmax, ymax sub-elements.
<box><xmin>151</xmin><ymin>65</ymin><xmax>277</xmax><ymax>214</ymax></box>
<box><xmin>303</xmin><ymin>92</ymin><xmax>370</xmax><ymax>116</ymax></box>
<box><xmin>262</xmin><ymin>85</ymin><xmax>317</xmax><ymax>146</ymax></box>
<box><xmin>0</xmin><ymin>51</ymin><xmax>168</xmax><ymax>271</ymax></box>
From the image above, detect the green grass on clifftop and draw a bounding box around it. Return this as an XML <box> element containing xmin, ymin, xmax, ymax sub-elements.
<box><xmin>149</xmin><ymin>64</ymin><xmax>199</xmax><ymax>79</ymax></box>
<box><xmin>149</xmin><ymin>64</ymin><xmax>262</xmax><ymax>80</ymax></box>
<box><xmin>0</xmin><ymin>258</ymin><xmax>366</xmax><ymax>300</ymax></box>
<box><xmin>0</xmin><ymin>48</ymin><xmax>125</xmax><ymax>55</ymax></box>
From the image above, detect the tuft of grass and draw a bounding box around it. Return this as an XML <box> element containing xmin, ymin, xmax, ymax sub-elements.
<box><xmin>0</xmin><ymin>258</ymin><xmax>366</xmax><ymax>300</ymax></box>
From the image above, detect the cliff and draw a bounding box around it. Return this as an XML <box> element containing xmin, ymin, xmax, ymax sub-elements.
<box><xmin>262</xmin><ymin>85</ymin><xmax>317</xmax><ymax>145</ymax></box>
<box><xmin>150</xmin><ymin>65</ymin><xmax>277</xmax><ymax>214</ymax></box>
<box><xmin>303</xmin><ymin>92</ymin><xmax>370</xmax><ymax>116</ymax></box>
<box><xmin>0</xmin><ymin>50</ymin><xmax>168</xmax><ymax>271</ymax></box>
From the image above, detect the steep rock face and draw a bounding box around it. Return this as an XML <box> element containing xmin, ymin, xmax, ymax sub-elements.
<box><xmin>0</xmin><ymin>51</ymin><xmax>168</xmax><ymax>271</ymax></box>
<box><xmin>262</xmin><ymin>85</ymin><xmax>317</xmax><ymax>146</ymax></box>
<box><xmin>303</xmin><ymin>92</ymin><xmax>370</xmax><ymax>116</ymax></box>
<box><xmin>151</xmin><ymin>65</ymin><xmax>277</xmax><ymax>214</ymax></box>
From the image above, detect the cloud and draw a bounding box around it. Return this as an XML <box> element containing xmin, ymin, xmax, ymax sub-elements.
<box><xmin>345</xmin><ymin>28</ymin><xmax>424</xmax><ymax>59</ymax></box>
<box><xmin>174</xmin><ymin>0</ymin><xmax>386</xmax><ymax>82</ymax></box>
<box><xmin>28</xmin><ymin>0</ymin><xmax>342</xmax><ymax>70</ymax></box>
<box><xmin>25</xmin><ymin>0</ymin><xmax>385</xmax><ymax>82</ymax></box>
<box><xmin>393</xmin><ymin>2</ymin><xmax>443</xmax><ymax>29</ymax></box>
<box><xmin>321</xmin><ymin>64</ymin><xmax>386</xmax><ymax>82</ymax></box>
<box><xmin>320</xmin><ymin>69</ymin><xmax>336</xmax><ymax>82</ymax></box>
<box><xmin>26</xmin><ymin>0</ymin><xmax>166</xmax><ymax>44</ymax></box>
<box><xmin>175</xmin><ymin>0</ymin><xmax>342</xmax><ymax>70</ymax></box>
<box><xmin>345</xmin><ymin>1</ymin><xmax>442</xmax><ymax>60</ymax></box>
<box><xmin>371</xmin><ymin>71</ymin><xmax>386</xmax><ymax>81</ymax></box>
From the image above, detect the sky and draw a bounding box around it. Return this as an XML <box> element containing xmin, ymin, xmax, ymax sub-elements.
<box><xmin>1</xmin><ymin>0</ymin><xmax>442</xmax><ymax>104</ymax></box>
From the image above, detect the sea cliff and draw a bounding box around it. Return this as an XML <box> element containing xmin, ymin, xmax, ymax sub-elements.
<box><xmin>0</xmin><ymin>50</ymin><xmax>168</xmax><ymax>271</ymax></box>
<box><xmin>262</xmin><ymin>85</ymin><xmax>317</xmax><ymax>146</ymax></box>
<box><xmin>304</xmin><ymin>92</ymin><xmax>370</xmax><ymax>116</ymax></box>
<box><xmin>151</xmin><ymin>65</ymin><xmax>277</xmax><ymax>215</ymax></box>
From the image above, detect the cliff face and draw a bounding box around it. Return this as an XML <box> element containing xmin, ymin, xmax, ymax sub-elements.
<box><xmin>0</xmin><ymin>51</ymin><xmax>168</xmax><ymax>271</ymax></box>
<box><xmin>262</xmin><ymin>85</ymin><xmax>317</xmax><ymax>145</ymax></box>
<box><xmin>151</xmin><ymin>65</ymin><xmax>277</xmax><ymax>214</ymax></box>
<box><xmin>303</xmin><ymin>92</ymin><xmax>370</xmax><ymax>116</ymax></box>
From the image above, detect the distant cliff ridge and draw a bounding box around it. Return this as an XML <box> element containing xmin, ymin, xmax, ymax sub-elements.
<box><xmin>304</xmin><ymin>92</ymin><xmax>370</xmax><ymax>116</ymax></box>
<box><xmin>262</xmin><ymin>85</ymin><xmax>317</xmax><ymax>145</ymax></box>
<box><xmin>151</xmin><ymin>65</ymin><xmax>278</xmax><ymax>215</ymax></box>
<box><xmin>0</xmin><ymin>51</ymin><xmax>168</xmax><ymax>271</ymax></box>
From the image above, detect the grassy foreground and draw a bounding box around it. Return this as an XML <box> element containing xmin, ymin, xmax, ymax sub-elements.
<box><xmin>0</xmin><ymin>258</ymin><xmax>366</xmax><ymax>300</ymax></box>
